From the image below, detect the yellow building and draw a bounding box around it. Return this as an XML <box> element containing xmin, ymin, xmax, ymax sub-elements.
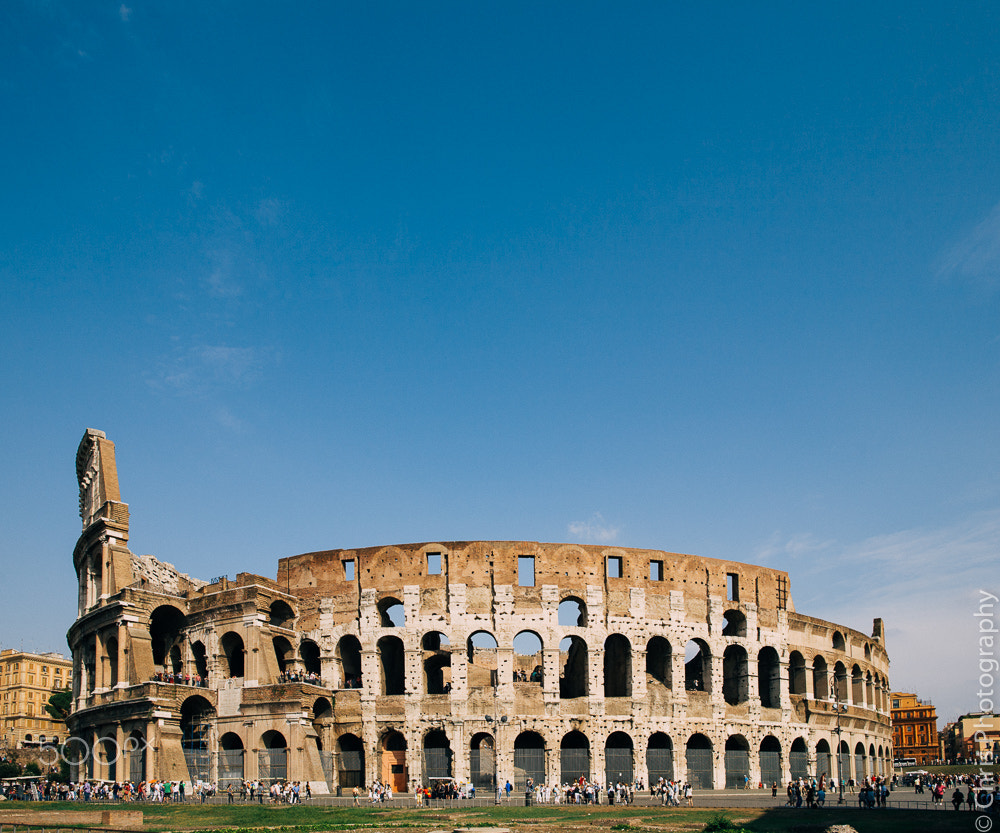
<box><xmin>0</xmin><ymin>649</ymin><xmax>73</xmax><ymax>749</ymax></box>
<box><xmin>951</xmin><ymin>713</ymin><xmax>1000</xmax><ymax>763</ymax></box>
<box><xmin>890</xmin><ymin>691</ymin><xmax>938</xmax><ymax>764</ymax></box>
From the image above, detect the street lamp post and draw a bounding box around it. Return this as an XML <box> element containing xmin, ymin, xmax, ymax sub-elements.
<box><xmin>830</xmin><ymin>681</ymin><xmax>848</xmax><ymax>805</ymax></box>
<box><xmin>486</xmin><ymin>683</ymin><xmax>508</xmax><ymax>805</ymax></box>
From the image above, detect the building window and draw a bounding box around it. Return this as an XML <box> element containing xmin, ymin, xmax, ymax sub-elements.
<box><xmin>426</xmin><ymin>552</ymin><xmax>442</xmax><ymax>575</ymax></box>
<box><xmin>727</xmin><ymin>573</ymin><xmax>739</xmax><ymax>602</ymax></box>
<box><xmin>607</xmin><ymin>556</ymin><xmax>623</xmax><ymax>579</ymax></box>
<box><xmin>518</xmin><ymin>556</ymin><xmax>535</xmax><ymax>587</ymax></box>
<box><xmin>343</xmin><ymin>559</ymin><xmax>355</xmax><ymax>581</ymax></box>
<box><xmin>649</xmin><ymin>560</ymin><xmax>664</xmax><ymax>581</ymax></box>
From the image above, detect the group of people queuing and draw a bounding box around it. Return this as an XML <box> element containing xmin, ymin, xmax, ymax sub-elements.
<box><xmin>220</xmin><ymin>779</ymin><xmax>310</xmax><ymax>803</ymax></box>
<box><xmin>151</xmin><ymin>671</ymin><xmax>208</xmax><ymax>687</ymax></box>
<box><xmin>513</xmin><ymin>667</ymin><xmax>542</xmax><ymax>683</ymax></box>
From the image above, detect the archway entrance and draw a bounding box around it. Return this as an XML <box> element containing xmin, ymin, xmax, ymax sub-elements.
<box><xmin>381</xmin><ymin>731</ymin><xmax>408</xmax><ymax>793</ymax></box>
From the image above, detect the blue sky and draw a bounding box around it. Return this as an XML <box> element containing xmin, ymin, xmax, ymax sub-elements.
<box><xmin>3</xmin><ymin>2</ymin><xmax>1000</xmax><ymax>726</ymax></box>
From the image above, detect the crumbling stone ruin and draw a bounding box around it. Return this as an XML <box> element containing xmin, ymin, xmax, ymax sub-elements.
<box><xmin>68</xmin><ymin>429</ymin><xmax>893</xmax><ymax>792</ymax></box>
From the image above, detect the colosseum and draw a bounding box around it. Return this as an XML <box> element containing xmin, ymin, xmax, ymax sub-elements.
<box><xmin>68</xmin><ymin>428</ymin><xmax>893</xmax><ymax>793</ymax></box>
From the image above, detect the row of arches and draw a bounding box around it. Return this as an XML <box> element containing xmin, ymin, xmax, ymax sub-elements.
<box><xmin>788</xmin><ymin>653</ymin><xmax>891</xmax><ymax>711</ymax></box>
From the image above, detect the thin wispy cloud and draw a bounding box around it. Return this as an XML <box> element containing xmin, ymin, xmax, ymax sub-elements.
<box><xmin>755</xmin><ymin>531</ymin><xmax>835</xmax><ymax>562</ymax></box>
<box><xmin>148</xmin><ymin>344</ymin><xmax>271</xmax><ymax>397</ymax></box>
<box><xmin>568</xmin><ymin>513</ymin><xmax>620</xmax><ymax>544</ymax></box>
<box><xmin>937</xmin><ymin>201</ymin><xmax>1000</xmax><ymax>289</ymax></box>
<box><xmin>119</xmin><ymin>5</ymin><xmax>132</xmax><ymax>23</ymax></box>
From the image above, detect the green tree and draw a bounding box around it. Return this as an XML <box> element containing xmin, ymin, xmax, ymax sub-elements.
<box><xmin>0</xmin><ymin>760</ymin><xmax>21</xmax><ymax>778</ymax></box>
<box><xmin>24</xmin><ymin>761</ymin><xmax>41</xmax><ymax>776</ymax></box>
<box><xmin>45</xmin><ymin>688</ymin><xmax>72</xmax><ymax>722</ymax></box>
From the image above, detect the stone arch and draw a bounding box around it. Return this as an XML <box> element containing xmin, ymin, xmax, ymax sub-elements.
<box><xmin>105</xmin><ymin>634</ymin><xmax>119</xmax><ymax>687</ymax></box>
<box><xmin>467</xmin><ymin>631</ymin><xmax>498</xmax><ymax>689</ymax></box>
<box><xmin>833</xmin><ymin>661</ymin><xmax>848</xmax><ymax>702</ymax></box>
<box><xmin>149</xmin><ymin>605</ymin><xmax>187</xmax><ymax>668</ymax></box>
<box><xmin>180</xmin><ymin>694</ymin><xmax>214</xmax><ymax>783</ymax></box>
<box><xmin>558</xmin><ymin>596</ymin><xmax>587</xmax><ymax>627</ymax></box>
<box><xmin>722</xmin><ymin>608</ymin><xmax>747</xmax><ymax>637</ymax></box>
<box><xmin>815</xmin><ymin>737</ymin><xmax>832</xmax><ymax>780</ymax></box>
<box><xmin>378</xmin><ymin>635</ymin><xmax>405</xmax><ymax>695</ymax></box>
<box><xmin>514</xmin><ymin>731</ymin><xmax>545</xmax><ymax>790</ymax></box>
<box><xmin>604</xmin><ymin>731</ymin><xmax>634</xmax><ymax>784</ymax></box>
<box><xmin>864</xmin><ymin>642</ymin><xmax>871</xmax><ymax>660</ymax></box>
<box><xmin>470</xmin><ymin>731</ymin><xmax>496</xmax><ymax>791</ymax></box>
<box><xmin>788</xmin><ymin>650</ymin><xmax>806</xmax><ymax>695</ymax></box>
<box><xmin>126</xmin><ymin>729</ymin><xmax>146</xmax><ymax>782</ymax></box>
<box><xmin>260</xmin><ymin>730</ymin><xmax>288</xmax><ymax>784</ymax></box>
<box><xmin>684</xmin><ymin>639</ymin><xmax>711</xmax><ymax>692</ymax></box>
<box><xmin>378</xmin><ymin>596</ymin><xmax>405</xmax><ymax>627</ymax></box>
<box><xmin>645</xmin><ymin>636</ymin><xmax>672</xmax><ymax>689</ymax></box>
<box><xmin>219</xmin><ymin>631</ymin><xmax>245</xmax><ymax>678</ymax></box>
<box><xmin>812</xmin><ymin>655</ymin><xmax>829</xmax><ymax>699</ymax></box>
<box><xmin>380</xmin><ymin>729</ymin><xmax>408</xmax><ymax>792</ymax></box>
<box><xmin>300</xmin><ymin>638</ymin><xmax>321</xmax><ymax>676</ymax></box>
<box><xmin>219</xmin><ymin>732</ymin><xmax>244</xmax><ymax>790</ymax></box>
<box><xmin>337</xmin><ymin>732</ymin><xmax>365</xmax><ymax>788</ymax></box>
<box><xmin>723</xmin><ymin>644</ymin><xmax>748</xmax><ymax>705</ymax></box>
<box><xmin>311</xmin><ymin>696</ymin><xmax>333</xmax><ymax>750</ymax></box>
<box><xmin>646</xmin><ymin>732</ymin><xmax>674</xmax><ymax>783</ymax></box>
<box><xmin>604</xmin><ymin>634</ymin><xmax>632</xmax><ymax>697</ymax></box>
<box><xmin>832</xmin><ymin>631</ymin><xmax>846</xmax><ymax>652</ymax></box>
<box><xmin>759</xmin><ymin>735</ymin><xmax>782</xmax><ymax>787</ymax></box>
<box><xmin>336</xmin><ymin>635</ymin><xmax>362</xmax><ymax>688</ymax></box>
<box><xmin>423</xmin><ymin>728</ymin><xmax>453</xmax><ymax>779</ymax></box>
<box><xmin>851</xmin><ymin>664</ymin><xmax>864</xmax><ymax>705</ymax></box>
<box><xmin>273</xmin><ymin>635</ymin><xmax>294</xmax><ymax>676</ymax></box>
<box><xmin>422</xmin><ymin>631</ymin><xmax>451</xmax><ymax>694</ymax></box>
<box><xmin>757</xmin><ymin>646</ymin><xmax>780</xmax><ymax>708</ymax></box>
<box><xmin>559</xmin><ymin>730</ymin><xmax>590</xmax><ymax>784</ymax></box>
<box><xmin>268</xmin><ymin>599</ymin><xmax>295</xmax><ymax>628</ymax></box>
<box><xmin>191</xmin><ymin>640</ymin><xmax>209</xmax><ymax>680</ymax></box>
<box><xmin>865</xmin><ymin>669</ymin><xmax>874</xmax><ymax>707</ymax></box>
<box><xmin>514</xmin><ymin>631</ymin><xmax>543</xmax><ymax>683</ymax></box>
<box><xmin>685</xmin><ymin>733</ymin><xmax>714</xmax><ymax>789</ymax></box>
<box><xmin>854</xmin><ymin>741</ymin><xmax>867</xmax><ymax>780</ymax></box>
<box><xmin>790</xmin><ymin>736</ymin><xmax>810</xmax><ymax>779</ymax></box>
<box><xmin>724</xmin><ymin>734</ymin><xmax>751</xmax><ymax>788</ymax></box>
<box><xmin>559</xmin><ymin>636</ymin><xmax>588</xmax><ymax>698</ymax></box>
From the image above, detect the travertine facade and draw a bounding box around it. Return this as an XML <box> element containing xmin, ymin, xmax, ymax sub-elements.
<box><xmin>68</xmin><ymin>429</ymin><xmax>892</xmax><ymax>792</ymax></box>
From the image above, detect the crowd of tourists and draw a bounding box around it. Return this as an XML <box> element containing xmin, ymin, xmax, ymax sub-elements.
<box><xmin>150</xmin><ymin>671</ymin><xmax>208</xmax><ymax>686</ymax></box>
<box><xmin>276</xmin><ymin>670</ymin><xmax>324</xmax><ymax>685</ymax></box>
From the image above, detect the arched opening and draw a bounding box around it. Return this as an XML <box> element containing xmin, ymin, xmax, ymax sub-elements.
<box><xmin>865</xmin><ymin>670</ymin><xmax>874</xmax><ymax>708</ymax></box>
<box><xmin>105</xmin><ymin>636</ymin><xmax>119</xmax><ymax>687</ymax></box>
<box><xmin>603</xmin><ymin>634</ymin><xmax>632</xmax><ymax>697</ymax></box>
<box><xmin>514</xmin><ymin>631</ymin><xmax>543</xmax><ymax>684</ymax></box>
<box><xmin>724</xmin><ymin>735</ymin><xmax>750</xmax><ymax>788</ymax></box>
<box><xmin>812</xmin><ymin>655</ymin><xmax>829</xmax><ymax>700</ymax></box>
<box><xmin>269</xmin><ymin>599</ymin><xmax>295</xmax><ymax>628</ymax></box>
<box><xmin>311</xmin><ymin>696</ymin><xmax>333</xmax><ymax>752</ymax></box>
<box><xmin>192</xmin><ymin>641</ymin><xmax>208</xmax><ymax>681</ymax></box>
<box><xmin>300</xmin><ymin>639</ymin><xmax>321</xmax><ymax>677</ymax></box>
<box><xmin>100</xmin><ymin>735</ymin><xmax>118</xmax><ymax>782</ymax></box>
<box><xmin>467</xmin><ymin>631</ymin><xmax>498</xmax><ymax>689</ymax></box>
<box><xmin>757</xmin><ymin>646</ymin><xmax>780</xmax><ymax>708</ymax></box>
<box><xmin>126</xmin><ymin>730</ymin><xmax>146</xmax><ymax>783</ymax></box>
<box><xmin>869</xmin><ymin>743</ymin><xmax>877</xmax><ymax>776</ymax></box>
<box><xmin>833</xmin><ymin>661</ymin><xmax>848</xmax><ymax>702</ymax></box>
<box><xmin>560</xmin><ymin>731</ymin><xmax>590</xmax><ymax>784</ymax></box>
<box><xmin>646</xmin><ymin>732</ymin><xmax>674</xmax><ymax>783</ymax></box>
<box><xmin>864</xmin><ymin>643</ymin><xmax>871</xmax><ymax>660</ymax></box>
<box><xmin>180</xmin><ymin>695</ymin><xmax>214</xmax><ymax>783</ymax></box>
<box><xmin>722</xmin><ymin>609</ymin><xmax>747</xmax><ymax>637</ymax></box>
<box><xmin>423</xmin><ymin>729</ymin><xmax>452</xmax><ymax>780</ymax></box>
<box><xmin>685</xmin><ymin>734</ymin><xmax>714</xmax><ymax>788</ymax></box>
<box><xmin>423</xmin><ymin>632</ymin><xmax>452</xmax><ymax>694</ymax></box>
<box><xmin>814</xmin><ymin>738</ymin><xmax>832</xmax><ymax>781</ymax></box>
<box><xmin>791</xmin><ymin>737</ymin><xmax>810</xmax><ymax>779</ymax></box>
<box><xmin>219</xmin><ymin>732</ymin><xmax>244</xmax><ymax>790</ymax></box>
<box><xmin>469</xmin><ymin>732</ymin><xmax>495</xmax><ymax>792</ymax></box>
<box><xmin>558</xmin><ymin>596</ymin><xmax>587</xmax><ymax>627</ymax></box>
<box><xmin>759</xmin><ymin>735</ymin><xmax>782</xmax><ymax>787</ymax></box>
<box><xmin>378</xmin><ymin>597</ymin><xmax>405</xmax><ymax>627</ymax></box>
<box><xmin>337</xmin><ymin>733</ymin><xmax>365</xmax><ymax>789</ymax></box>
<box><xmin>260</xmin><ymin>730</ymin><xmax>288</xmax><ymax>785</ymax></box>
<box><xmin>851</xmin><ymin>664</ymin><xmax>864</xmax><ymax>706</ymax></box>
<box><xmin>219</xmin><ymin>631</ymin><xmax>245</xmax><ymax>678</ymax></box>
<box><xmin>854</xmin><ymin>741</ymin><xmax>867</xmax><ymax>781</ymax></box>
<box><xmin>684</xmin><ymin>639</ymin><xmax>711</xmax><ymax>692</ymax></box>
<box><xmin>559</xmin><ymin>636</ymin><xmax>588</xmax><ymax>698</ymax></box>
<box><xmin>273</xmin><ymin>636</ymin><xmax>294</xmax><ymax>678</ymax></box>
<box><xmin>514</xmin><ymin>731</ymin><xmax>546</xmax><ymax>790</ymax></box>
<box><xmin>838</xmin><ymin>740</ymin><xmax>851</xmax><ymax>784</ymax></box>
<box><xmin>832</xmin><ymin>631</ymin><xmax>846</xmax><ymax>652</ymax></box>
<box><xmin>722</xmin><ymin>645</ymin><xmax>748</xmax><ymax>705</ymax></box>
<box><xmin>645</xmin><ymin>636</ymin><xmax>672</xmax><ymax>690</ymax></box>
<box><xmin>336</xmin><ymin>635</ymin><xmax>362</xmax><ymax>689</ymax></box>
<box><xmin>149</xmin><ymin>605</ymin><xmax>187</xmax><ymax>668</ymax></box>
<box><xmin>169</xmin><ymin>644</ymin><xmax>182</xmax><ymax>675</ymax></box>
<box><xmin>604</xmin><ymin>731</ymin><xmax>634</xmax><ymax>785</ymax></box>
<box><xmin>788</xmin><ymin>651</ymin><xmax>806</xmax><ymax>695</ymax></box>
<box><xmin>378</xmin><ymin>636</ymin><xmax>405</xmax><ymax>695</ymax></box>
